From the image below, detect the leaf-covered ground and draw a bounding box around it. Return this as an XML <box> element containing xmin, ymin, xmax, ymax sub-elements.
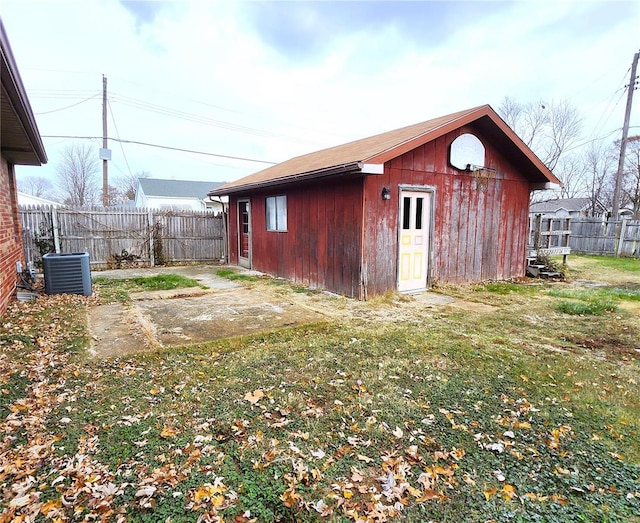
<box><xmin>1</xmin><ymin>256</ymin><xmax>639</xmax><ymax>522</ymax></box>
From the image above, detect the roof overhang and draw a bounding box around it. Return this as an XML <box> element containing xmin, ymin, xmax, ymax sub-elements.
<box><xmin>208</xmin><ymin>161</ymin><xmax>364</xmax><ymax>196</ymax></box>
<box><xmin>531</xmin><ymin>182</ymin><xmax>561</xmax><ymax>191</ymax></box>
<box><xmin>0</xmin><ymin>19</ymin><xmax>47</xmax><ymax>166</ymax></box>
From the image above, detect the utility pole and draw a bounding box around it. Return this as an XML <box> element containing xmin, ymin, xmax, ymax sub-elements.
<box><xmin>102</xmin><ymin>74</ymin><xmax>109</xmax><ymax>206</ymax></box>
<box><xmin>611</xmin><ymin>51</ymin><xmax>639</xmax><ymax>220</ymax></box>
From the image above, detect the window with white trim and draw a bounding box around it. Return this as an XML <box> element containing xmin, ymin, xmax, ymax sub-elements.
<box><xmin>266</xmin><ymin>195</ymin><xmax>287</xmax><ymax>231</ymax></box>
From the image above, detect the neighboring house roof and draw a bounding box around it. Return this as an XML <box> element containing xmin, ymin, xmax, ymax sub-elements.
<box><xmin>138</xmin><ymin>178</ymin><xmax>224</xmax><ymax>199</ymax></box>
<box><xmin>209</xmin><ymin>104</ymin><xmax>560</xmax><ymax>196</ymax></box>
<box><xmin>530</xmin><ymin>198</ymin><xmax>602</xmax><ymax>214</ymax></box>
<box><xmin>0</xmin><ymin>19</ymin><xmax>47</xmax><ymax>166</ymax></box>
<box><xmin>17</xmin><ymin>191</ymin><xmax>62</xmax><ymax>207</ymax></box>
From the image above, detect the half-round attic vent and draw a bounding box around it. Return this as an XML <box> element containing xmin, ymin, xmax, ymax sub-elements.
<box><xmin>450</xmin><ymin>133</ymin><xmax>485</xmax><ymax>170</ymax></box>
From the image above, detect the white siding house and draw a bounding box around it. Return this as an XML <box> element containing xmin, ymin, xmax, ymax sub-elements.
<box><xmin>17</xmin><ymin>191</ymin><xmax>62</xmax><ymax>207</ymax></box>
<box><xmin>529</xmin><ymin>198</ymin><xmax>607</xmax><ymax>219</ymax></box>
<box><xmin>134</xmin><ymin>178</ymin><xmax>226</xmax><ymax>212</ymax></box>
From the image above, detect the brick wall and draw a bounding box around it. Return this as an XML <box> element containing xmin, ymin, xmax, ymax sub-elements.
<box><xmin>0</xmin><ymin>155</ymin><xmax>24</xmax><ymax>315</ymax></box>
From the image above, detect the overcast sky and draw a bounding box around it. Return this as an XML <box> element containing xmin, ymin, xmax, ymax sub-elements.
<box><xmin>2</xmin><ymin>0</ymin><xmax>639</xmax><ymax>190</ymax></box>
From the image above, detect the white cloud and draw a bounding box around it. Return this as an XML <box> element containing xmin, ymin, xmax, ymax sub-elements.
<box><xmin>2</xmin><ymin>0</ymin><xmax>638</xmax><ymax>189</ymax></box>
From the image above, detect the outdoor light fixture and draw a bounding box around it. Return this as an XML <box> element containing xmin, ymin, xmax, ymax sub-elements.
<box><xmin>381</xmin><ymin>187</ymin><xmax>391</xmax><ymax>200</ymax></box>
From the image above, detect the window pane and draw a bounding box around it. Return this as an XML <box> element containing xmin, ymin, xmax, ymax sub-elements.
<box><xmin>276</xmin><ymin>195</ymin><xmax>287</xmax><ymax>231</ymax></box>
<box><xmin>402</xmin><ymin>197</ymin><xmax>411</xmax><ymax>229</ymax></box>
<box><xmin>416</xmin><ymin>198</ymin><xmax>423</xmax><ymax>230</ymax></box>
<box><xmin>240</xmin><ymin>202</ymin><xmax>249</xmax><ymax>234</ymax></box>
<box><xmin>266</xmin><ymin>195</ymin><xmax>286</xmax><ymax>231</ymax></box>
<box><xmin>266</xmin><ymin>197</ymin><xmax>276</xmax><ymax>230</ymax></box>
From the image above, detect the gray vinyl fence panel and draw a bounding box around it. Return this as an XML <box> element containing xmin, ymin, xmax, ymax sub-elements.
<box><xmin>568</xmin><ymin>218</ymin><xmax>640</xmax><ymax>257</ymax></box>
<box><xmin>19</xmin><ymin>205</ymin><xmax>226</xmax><ymax>269</ymax></box>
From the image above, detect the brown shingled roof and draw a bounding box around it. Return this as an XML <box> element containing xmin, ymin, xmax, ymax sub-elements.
<box><xmin>209</xmin><ymin>104</ymin><xmax>559</xmax><ymax>195</ymax></box>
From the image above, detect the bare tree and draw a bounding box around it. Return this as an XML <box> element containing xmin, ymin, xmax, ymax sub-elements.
<box><xmin>498</xmin><ymin>97</ymin><xmax>582</xmax><ymax>172</ymax></box>
<box><xmin>623</xmin><ymin>135</ymin><xmax>640</xmax><ymax>219</ymax></box>
<box><xmin>554</xmin><ymin>155</ymin><xmax>585</xmax><ymax>199</ymax></box>
<box><xmin>583</xmin><ymin>142</ymin><xmax>616</xmax><ymax>216</ymax></box>
<box><xmin>107</xmin><ymin>184</ymin><xmax>125</xmax><ymax>206</ymax></box>
<box><xmin>56</xmin><ymin>143</ymin><xmax>100</xmax><ymax>206</ymax></box>
<box><xmin>17</xmin><ymin>176</ymin><xmax>56</xmax><ymax>199</ymax></box>
<box><xmin>114</xmin><ymin>170</ymin><xmax>150</xmax><ymax>201</ymax></box>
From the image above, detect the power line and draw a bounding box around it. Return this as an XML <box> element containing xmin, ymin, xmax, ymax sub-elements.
<box><xmin>108</xmin><ymin>91</ymin><xmax>322</xmax><ymax>145</ymax></box>
<box><xmin>35</xmin><ymin>94</ymin><xmax>100</xmax><ymax>115</ymax></box>
<box><xmin>564</xmin><ymin>127</ymin><xmax>627</xmax><ymax>153</ymax></box>
<box><xmin>27</xmin><ymin>84</ymin><xmax>349</xmax><ymax>144</ymax></box>
<box><xmin>40</xmin><ymin>135</ymin><xmax>277</xmax><ymax>165</ymax></box>
<box><xmin>103</xmin><ymin>74</ymin><xmax>350</xmax><ymax>142</ymax></box>
<box><xmin>29</xmin><ymin>89</ymin><xmax>100</xmax><ymax>100</ymax></box>
<box><xmin>588</xmin><ymin>84</ymin><xmax>628</xmax><ymax>142</ymax></box>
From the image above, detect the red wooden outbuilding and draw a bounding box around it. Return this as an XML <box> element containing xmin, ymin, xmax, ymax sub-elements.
<box><xmin>209</xmin><ymin>105</ymin><xmax>560</xmax><ymax>299</ymax></box>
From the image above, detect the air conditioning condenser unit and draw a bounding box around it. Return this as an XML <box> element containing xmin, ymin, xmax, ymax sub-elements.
<box><xmin>43</xmin><ymin>252</ymin><xmax>92</xmax><ymax>296</ymax></box>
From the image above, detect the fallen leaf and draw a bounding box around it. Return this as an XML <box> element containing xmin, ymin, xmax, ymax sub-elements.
<box><xmin>160</xmin><ymin>425</ymin><xmax>178</xmax><ymax>438</ymax></box>
<box><xmin>313</xmin><ymin>499</ymin><xmax>333</xmax><ymax>516</ymax></box>
<box><xmin>484</xmin><ymin>487</ymin><xmax>497</xmax><ymax>501</ymax></box>
<box><xmin>502</xmin><ymin>484</ymin><xmax>516</xmax><ymax>501</ymax></box>
<box><xmin>40</xmin><ymin>499</ymin><xmax>61</xmax><ymax>514</ymax></box>
<box><xmin>135</xmin><ymin>485</ymin><xmax>157</xmax><ymax>498</ymax></box>
<box><xmin>493</xmin><ymin>470</ymin><xmax>506</xmax><ymax>482</ymax></box>
<box><xmin>486</xmin><ymin>442</ymin><xmax>505</xmax><ymax>453</ymax></box>
<box><xmin>9</xmin><ymin>494</ymin><xmax>34</xmax><ymax>508</ymax></box>
<box><xmin>417</xmin><ymin>489</ymin><xmax>440</xmax><ymax>502</ymax></box>
<box><xmin>244</xmin><ymin>389</ymin><xmax>265</xmax><ymax>404</ymax></box>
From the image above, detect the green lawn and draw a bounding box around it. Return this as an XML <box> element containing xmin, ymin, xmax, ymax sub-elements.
<box><xmin>93</xmin><ymin>273</ymin><xmax>205</xmax><ymax>302</ymax></box>
<box><xmin>1</xmin><ymin>256</ymin><xmax>639</xmax><ymax>522</ymax></box>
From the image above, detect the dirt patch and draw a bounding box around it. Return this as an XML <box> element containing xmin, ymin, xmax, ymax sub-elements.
<box><xmin>87</xmin><ymin>285</ymin><xmax>331</xmax><ymax>357</ymax></box>
<box><xmin>564</xmin><ymin>333</ymin><xmax>640</xmax><ymax>358</ymax></box>
<box><xmin>133</xmin><ymin>286</ymin><xmax>326</xmax><ymax>346</ymax></box>
<box><xmin>88</xmin><ymin>304</ymin><xmax>151</xmax><ymax>358</ymax></box>
<box><xmin>446</xmin><ymin>300</ymin><xmax>498</xmax><ymax>313</ymax></box>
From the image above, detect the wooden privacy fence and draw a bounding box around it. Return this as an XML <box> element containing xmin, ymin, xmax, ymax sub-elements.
<box><xmin>568</xmin><ymin>218</ymin><xmax>640</xmax><ymax>257</ymax></box>
<box><xmin>19</xmin><ymin>205</ymin><xmax>227</xmax><ymax>269</ymax></box>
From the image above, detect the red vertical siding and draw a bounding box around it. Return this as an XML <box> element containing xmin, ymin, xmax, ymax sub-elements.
<box><xmin>229</xmin><ymin>178</ymin><xmax>364</xmax><ymax>297</ymax></box>
<box><xmin>362</xmin><ymin>124</ymin><xmax>532</xmax><ymax>293</ymax></box>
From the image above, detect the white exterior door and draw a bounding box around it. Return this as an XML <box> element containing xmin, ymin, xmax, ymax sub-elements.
<box><xmin>397</xmin><ymin>190</ymin><xmax>432</xmax><ymax>293</ymax></box>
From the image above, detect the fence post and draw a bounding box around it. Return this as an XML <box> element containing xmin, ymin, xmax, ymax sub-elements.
<box><xmin>616</xmin><ymin>219</ymin><xmax>628</xmax><ymax>257</ymax></box>
<box><xmin>148</xmin><ymin>209</ymin><xmax>155</xmax><ymax>267</ymax></box>
<box><xmin>51</xmin><ymin>207</ymin><xmax>61</xmax><ymax>253</ymax></box>
<box><xmin>533</xmin><ymin>214</ymin><xmax>542</xmax><ymax>253</ymax></box>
